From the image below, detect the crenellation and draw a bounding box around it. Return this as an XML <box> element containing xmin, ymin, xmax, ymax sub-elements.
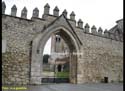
<box><xmin>2</xmin><ymin>1</ymin><xmax>6</xmax><ymax>14</ymax></box>
<box><xmin>32</xmin><ymin>8</ymin><xmax>39</xmax><ymax>18</ymax></box>
<box><xmin>77</xmin><ymin>19</ymin><xmax>83</xmax><ymax>28</ymax></box>
<box><xmin>21</xmin><ymin>7</ymin><xmax>27</xmax><ymax>19</ymax></box>
<box><xmin>104</xmin><ymin>29</ymin><xmax>110</xmax><ymax>38</ymax></box>
<box><xmin>11</xmin><ymin>5</ymin><xmax>17</xmax><ymax>16</ymax></box>
<box><xmin>2</xmin><ymin>1</ymin><xmax>122</xmax><ymax>41</ymax></box>
<box><xmin>70</xmin><ymin>11</ymin><xmax>75</xmax><ymax>21</ymax></box>
<box><xmin>62</xmin><ymin>9</ymin><xmax>67</xmax><ymax>18</ymax></box>
<box><xmin>53</xmin><ymin>6</ymin><xmax>59</xmax><ymax>17</ymax></box>
<box><xmin>44</xmin><ymin>3</ymin><xmax>50</xmax><ymax>15</ymax></box>
<box><xmin>98</xmin><ymin>27</ymin><xmax>103</xmax><ymax>36</ymax></box>
<box><xmin>2</xmin><ymin>1</ymin><xmax>123</xmax><ymax>85</ymax></box>
<box><xmin>84</xmin><ymin>23</ymin><xmax>90</xmax><ymax>33</ymax></box>
<box><xmin>91</xmin><ymin>25</ymin><xmax>97</xmax><ymax>35</ymax></box>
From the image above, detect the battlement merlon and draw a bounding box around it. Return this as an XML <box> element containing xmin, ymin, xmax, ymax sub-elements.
<box><xmin>116</xmin><ymin>19</ymin><xmax>123</xmax><ymax>33</ymax></box>
<box><xmin>53</xmin><ymin>6</ymin><xmax>59</xmax><ymax>17</ymax></box>
<box><xmin>32</xmin><ymin>7</ymin><xmax>39</xmax><ymax>18</ymax></box>
<box><xmin>11</xmin><ymin>4</ymin><xmax>17</xmax><ymax>16</ymax></box>
<box><xmin>2</xmin><ymin>1</ymin><xmax>6</xmax><ymax>14</ymax></box>
<box><xmin>2</xmin><ymin>1</ymin><xmax>123</xmax><ymax>42</ymax></box>
<box><xmin>21</xmin><ymin>7</ymin><xmax>27</xmax><ymax>19</ymax></box>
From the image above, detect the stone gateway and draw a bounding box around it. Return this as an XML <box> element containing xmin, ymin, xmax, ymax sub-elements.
<box><xmin>2</xmin><ymin>2</ymin><xmax>123</xmax><ymax>85</ymax></box>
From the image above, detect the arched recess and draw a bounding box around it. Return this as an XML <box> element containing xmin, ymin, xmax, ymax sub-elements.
<box><xmin>30</xmin><ymin>26</ymin><xmax>81</xmax><ymax>84</ymax></box>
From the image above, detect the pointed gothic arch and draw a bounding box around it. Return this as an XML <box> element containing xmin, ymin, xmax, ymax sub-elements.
<box><xmin>30</xmin><ymin>26</ymin><xmax>81</xmax><ymax>84</ymax></box>
<box><xmin>30</xmin><ymin>14</ymin><xmax>82</xmax><ymax>84</ymax></box>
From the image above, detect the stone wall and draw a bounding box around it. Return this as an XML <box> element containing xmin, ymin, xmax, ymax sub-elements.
<box><xmin>76</xmin><ymin>32</ymin><xmax>123</xmax><ymax>83</ymax></box>
<box><xmin>2</xmin><ymin>2</ymin><xmax>123</xmax><ymax>84</ymax></box>
<box><xmin>2</xmin><ymin>14</ymin><xmax>59</xmax><ymax>85</ymax></box>
<box><xmin>2</xmin><ymin>15</ymin><xmax>46</xmax><ymax>84</ymax></box>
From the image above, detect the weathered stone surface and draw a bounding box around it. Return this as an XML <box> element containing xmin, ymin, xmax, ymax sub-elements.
<box><xmin>2</xmin><ymin>52</ymin><xmax>29</xmax><ymax>85</ymax></box>
<box><xmin>2</xmin><ymin>5</ymin><xmax>123</xmax><ymax>85</ymax></box>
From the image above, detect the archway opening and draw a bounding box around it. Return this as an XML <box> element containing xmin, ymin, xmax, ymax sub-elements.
<box><xmin>42</xmin><ymin>32</ymin><xmax>71</xmax><ymax>83</ymax></box>
<box><xmin>30</xmin><ymin>27</ymin><xmax>79</xmax><ymax>84</ymax></box>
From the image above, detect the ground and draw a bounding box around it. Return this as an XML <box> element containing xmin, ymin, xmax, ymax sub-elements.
<box><xmin>2</xmin><ymin>83</ymin><xmax>123</xmax><ymax>91</ymax></box>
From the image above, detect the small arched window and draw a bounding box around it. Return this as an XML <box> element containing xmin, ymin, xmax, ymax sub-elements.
<box><xmin>55</xmin><ymin>36</ymin><xmax>61</xmax><ymax>42</ymax></box>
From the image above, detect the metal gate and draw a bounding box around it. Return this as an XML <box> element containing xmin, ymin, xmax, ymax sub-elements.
<box><xmin>41</xmin><ymin>62</ymin><xmax>69</xmax><ymax>83</ymax></box>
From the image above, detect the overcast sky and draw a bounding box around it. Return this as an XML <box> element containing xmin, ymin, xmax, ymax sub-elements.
<box><xmin>2</xmin><ymin>0</ymin><xmax>123</xmax><ymax>54</ymax></box>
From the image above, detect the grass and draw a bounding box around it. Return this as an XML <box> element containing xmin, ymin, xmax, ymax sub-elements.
<box><xmin>55</xmin><ymin>72</ymin><xmax>69</xmax><ymax>78</ymax></box>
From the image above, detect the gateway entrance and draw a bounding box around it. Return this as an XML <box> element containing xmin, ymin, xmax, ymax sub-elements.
<box><xmin>41</xmin><ymin>34</ymin><xmax>70</xmax><ymax>83</ymax></box>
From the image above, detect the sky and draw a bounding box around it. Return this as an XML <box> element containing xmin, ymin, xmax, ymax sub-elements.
<box><xmin>2</xmin><ymin>0</ymin><xmax>123</xmax><ymax>54</ymax></box>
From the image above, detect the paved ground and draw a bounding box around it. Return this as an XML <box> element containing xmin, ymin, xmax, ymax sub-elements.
<box><xmin>2</xmin><ymin>83</ymin><xmax>123</xmax><ymax>91</ymax></box>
